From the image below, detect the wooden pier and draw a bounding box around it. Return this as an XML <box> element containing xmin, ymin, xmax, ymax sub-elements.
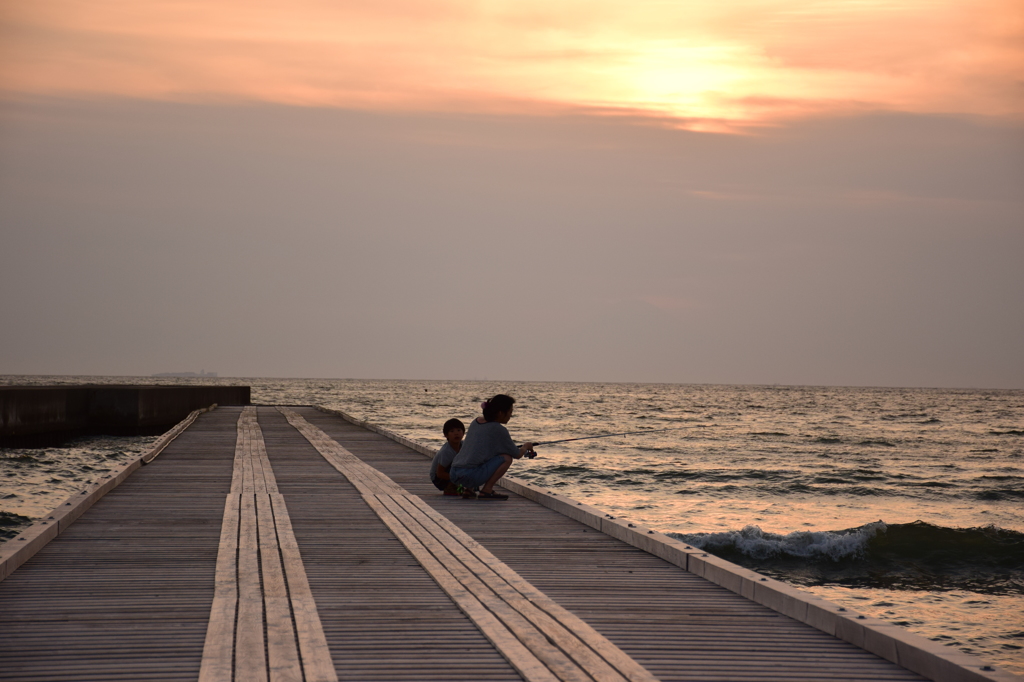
<box><xmin>0</xmin><ymin>406</ymin><xmax>1016</xmax><ymax>681</ymax></box>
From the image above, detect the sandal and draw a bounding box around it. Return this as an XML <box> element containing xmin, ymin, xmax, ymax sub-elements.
<box><xmin>477</xmin><ymin>491</ymin><xmax>509</xmax><ymax>500</ymax></box>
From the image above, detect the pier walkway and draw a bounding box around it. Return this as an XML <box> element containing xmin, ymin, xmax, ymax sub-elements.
<box><xmin>0</xmin><ymin>406</ymin><xmax>1006</xmax><ymax>681</ymax></box>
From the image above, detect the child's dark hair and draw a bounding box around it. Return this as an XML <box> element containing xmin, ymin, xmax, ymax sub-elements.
<box><xmin>442</xmin><ymin>418</ymin><xmax>465</xmax><ymax>436</ymax></box>
<box><xmin>481</xmin><ymin>394</ymin><xmax>516</xmax><ymax>421</ymax></box>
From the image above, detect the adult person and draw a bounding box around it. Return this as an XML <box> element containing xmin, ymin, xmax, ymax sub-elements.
<box><xmin>449</xmin><ymin>394</ymin><xmax>534</xmax><ymax>500</ymax></box>
<box><xmin>429</xmin><ymin>418</ymin><xmax>465</xmax><ymax>496</ymax></box>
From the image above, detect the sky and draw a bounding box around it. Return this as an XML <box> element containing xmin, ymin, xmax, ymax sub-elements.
<box><xmin>1</xmin><ymin>0</ymin><xmax>1022</xmax><ymax>388</ymax></box>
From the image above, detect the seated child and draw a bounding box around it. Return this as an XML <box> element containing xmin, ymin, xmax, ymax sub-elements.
<box><xmin>429</xmin><ymin>418</ymin><xmax>465</xmax><ymax>496</ymax></box>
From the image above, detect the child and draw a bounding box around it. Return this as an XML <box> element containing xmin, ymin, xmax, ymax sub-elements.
<box><xmin>429</xmin><ymin>418</ymin><xmax>465</xmax><ymax>496</ymax></box>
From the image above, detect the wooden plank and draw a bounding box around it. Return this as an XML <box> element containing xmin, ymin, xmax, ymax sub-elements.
<box><xmin>198</xmin><ymin>494</ymin><xmax>240</xmax><ymax>682</ymax></box>
<box><xmin>373</xmin><ymin>494</ymin><xmax>593</xmax><ymax>682</ymax></box>
<box><xmin>281</xmin><ymin>407</ymin><xmax>659</xmax><ymax>682</ymax></box>
<box><xmin>284</xmin><ymin>409</ymin><xmax>580</xmax><ymax>677</ymax></box>
<box><xmin>295</xmin><ymin>406</ymin><xmax>943</xmax><ymax>682</ymax></box>
<box><xmin>199</xmin><ymin>406</ymin><xmax>338</xmax><ymax>682</ymax></box>
<box><xmin>395</xmin><ymin>494</ymin><xmax>656</xmax><ymax>682</ymax></box>
<box><xmin>277</xmin><ymin>407</ymin><xmax>403</xmax><ymax>495</ymax></box>
<box><xmin>0</xmin><ymin>407</ymin><xmax>238</xmax><ymax>681</ymax></box>
<box><xmin>141</xmin><ymin>404</ymin><xmax>216</xmax><ymax>465</ymax></box>
<box><xmin>257</xmin><ymin>407</ymin><xmax>520</xmax><ymax>681</ymax></box>
<box><xmin>247</xmin><ymin>428</ymin><xmax>265</xmax><ymax>493</ymax></box>
<box><xmin>268</xmin><ymin>493</ymin><xmax>338</xmax><ymax>682</ymax></box>
<box><xmin>2</xmin><ymin>405</ymin><xmax>958</xmax><ymax>682</ymax></box>
<box><xmin>246</xmin><ymin>411</ymin><xmax>267</xmax><ymax>494</ymax></box>
<box><xmin>330</xmin><ymin>410</ymin><xmax>1021</xmax><ymax>682</ymax></box>
<box><xmin>362</xmin><ymin>494</ymin><xmax>559</xmax><ymax>682</ymax></box>
<box><xmin>255</xmin><ymin>429</ymin><xmax>279</xmax><ymax>494</ymax></box>
<box><xmin>256</xmin><ymin>494</ymin><xmax>302</xmax><ymax>682</ymax></box>
<box><xmin>238</xmin><ymin>427</ymin><xmax>256</xmax><ymax>494</ymax></box>
<box><xmin>0</xmin><ymin>406</ymin><xmax>212</xmax><ymax>584</ymax></box>
<box><xmin>236</xmin><ymin>492</ymin><xmax>268</xmax><ymax>682</ymax></box>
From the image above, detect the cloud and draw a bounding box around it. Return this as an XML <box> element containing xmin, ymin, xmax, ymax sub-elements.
<box><xmin>1</xmin><ymin>98</ymin><xmax>1021</xmax><ymax>386</ymax></box>
<box><xmin>2</xmin><ymin>0</ymin><xmax>1021</xmax><ymax>128</ymax></box>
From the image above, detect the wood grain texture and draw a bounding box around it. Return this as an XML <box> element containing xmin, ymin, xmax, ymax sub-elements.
<box><xmin>0</xmin><ymin>406</ymin><xmax>948</xmax><ymax>682</ymax></box>
<box><xmin>0</xmin><ymin>407</ymin><xmax>240</xmax><ymax>680</ymax></box>
<box><xmin>141</xmin><ymin>404</ymin><xmax>216</xmax><ymax>465</ymax></box>
<box><xmin>294</xmin><ymin>406</ymin><xmax>932</xmax><ymax>682</ymax></box>
<box><xmin>257</xmin><ymin>407</ymin><xmax>522</xmax><ymax>681</ymax></box>
<box><xmin>0</xmin><ymin>405</ymin><xmax>215</xmax><ymax>584</ymax></box>
<box><xmin>236</xmin><ymin>493</ymin><xmax>269</xmax><ymax>682</ymax></box>
<box><xmin>395</xmin><ymin>494</ymin><xmax>653</xmax><ymax>682</ymax></box>
<box><xmin>280</xmin><ymin>406</ymin><xmax>661</xmax><ymax>682</ymax></box>
<box><xmin>365</xmin><ymin>494</ymin><xmax>560</xmax><ymax>682</ymax></box>
<box><xmin>198</xmin><ymin>494</ymin><xmax>240</xmax><ymax>682</ymax></box>
<box><xmin>198</xmin><ymin>407</ymin><xmax>336</xmax><ymax>682</ymax></box>
<box><xmin>373</xmin><ymin>493</ymin><xmax>595</xmax><ymax>682</ymax></box>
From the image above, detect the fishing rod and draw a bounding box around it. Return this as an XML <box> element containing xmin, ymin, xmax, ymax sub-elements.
<box><xmin>520</xmin><ymin>425</ymin><xmax>695</xmax><ymax>457</ymax></box>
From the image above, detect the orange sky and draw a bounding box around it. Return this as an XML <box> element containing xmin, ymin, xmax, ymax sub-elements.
<box><xmin>2</xmin><ymin>0</ymin><xmax>1022</xmax><ymax>128</ymax></box>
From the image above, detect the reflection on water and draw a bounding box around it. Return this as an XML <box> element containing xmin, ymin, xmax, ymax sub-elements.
<box><xmin>2</xmin><ymin>375</ymin><xmax>1022</xmax><ymax>673</ymax></box>
<box><xmin>0</xmin><ymin>434</ymin><xmax>157</xmax><ymax>518</ymax></box>
<box><xmin>806</xmin><ymin>585</ymin><xmax>1024</xmax><ymax>667</ymax></box>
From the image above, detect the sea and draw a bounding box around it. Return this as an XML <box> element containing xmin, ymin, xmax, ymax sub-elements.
<box><xmin>2</xmin><ymin>375</ymin><xmax>1022</xmax><ymax>674</ymax></box>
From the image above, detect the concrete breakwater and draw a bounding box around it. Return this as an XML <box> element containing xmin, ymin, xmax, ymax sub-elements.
<box><xmin>0</xmin><ymin>385</ymin><xmax>250</xmax><ymax>445</ymax></box>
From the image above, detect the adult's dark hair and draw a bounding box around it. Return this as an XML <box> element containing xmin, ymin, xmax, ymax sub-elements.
<box><xmin>442</xmin><ymin>418</ymin><xmax>465</xmax><ymax>436</ymax></box>
<box><xmin>482</xmin><ymin>394</ymin><xmax>516</xmax><ymax>421</ymax></box>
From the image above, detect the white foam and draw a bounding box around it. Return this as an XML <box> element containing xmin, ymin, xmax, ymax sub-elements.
<box><xmin>672</xmin><ymin>521</ymin><xmax>888</xmax><ymax>562</ymax></box>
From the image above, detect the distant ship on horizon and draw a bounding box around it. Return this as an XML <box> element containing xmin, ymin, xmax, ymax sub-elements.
<box><xmin>152</xmin><ymin>370</ymin><xmax>218</xmax><ymax>378</ymax></box>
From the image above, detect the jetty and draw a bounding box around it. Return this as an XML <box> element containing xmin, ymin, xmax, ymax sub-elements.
<box><xmin>0</xmin><ymin>384</ymin><xmax>250</xmax><ymax>445</ymax></box>
<box><xmin>0</xmin><ymin>405</ymin><xmax>1017</xmax><ymax>681</ymax></box>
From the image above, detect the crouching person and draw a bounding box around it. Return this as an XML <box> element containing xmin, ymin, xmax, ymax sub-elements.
<box><xmin>430</xmin><ymin>418</ymin><xmax>465</xmax><ymax>496</ymax></box>
<box><xmin>449</xmin><ymin>394</ymin><xmax>534</xmax><ymax>500</ymax></box>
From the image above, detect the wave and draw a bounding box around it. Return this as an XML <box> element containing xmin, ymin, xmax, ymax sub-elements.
<box><xmin>0</xmin><ymin>511</ymin><xmax>33</xmax><ymax>541</ymax></box>
<box><xmin>654</xmin><ymin>469</ymin><xmax>794</xmax><ymax>483</ymax></box>
<box><xmin>544</xmin><ymin>465</ymin><xmax>592</xmax><ymax>474</ymax></box>
<box><xmin>534</xmin><ymin>462</ymin><xmax>1017</xmax><ymax>504</ymax></box>
<box><xmin>670</xmin><ymin>521</ymin><xmax>1024</xmax><ymax>595</ymax></box>
<box><xmin>976</xmin><ymin>488</ymin><xmax>1024</xmax><ymax>501</ymax></box>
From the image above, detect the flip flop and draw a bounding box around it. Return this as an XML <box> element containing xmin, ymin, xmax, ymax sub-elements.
<box><xmin>477</xmin><ymin>491</ymin><xmax>508</xmax><ymax>500</ymax></box>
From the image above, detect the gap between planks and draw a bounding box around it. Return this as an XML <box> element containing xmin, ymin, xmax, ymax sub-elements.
<box><xmin>199</xmin><ymin>407</ymin><xmax>337</xmax><ymax>682</ymax></box>
<box><xmin>278</xmin><ymin>406</ymin><xmax>658</xmax><ymax>682</ymax></box>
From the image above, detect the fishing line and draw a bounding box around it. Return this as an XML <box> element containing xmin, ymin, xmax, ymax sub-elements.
<box><xmin>520</xmin><ymin>425</ymin><xmax>699</xmax><ymax>457</ymax></box>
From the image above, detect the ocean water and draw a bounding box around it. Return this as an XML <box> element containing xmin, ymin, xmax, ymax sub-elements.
<box><xmin>2</xmin><ymin>376</ymin><xmax>1022</xmax><ymax>674</ymax></box>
